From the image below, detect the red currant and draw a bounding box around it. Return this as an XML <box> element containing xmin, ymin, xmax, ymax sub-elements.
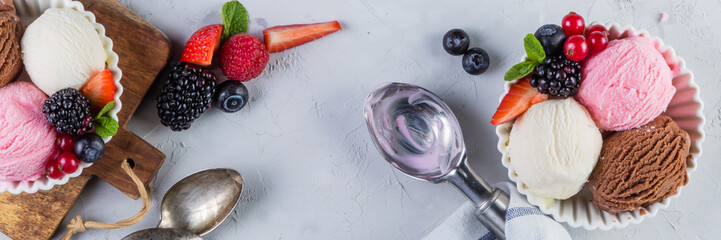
<box><xmin>45</xmin><ymin>159</ymin><xmax>64</xmax><ymax>179</ymax></box>
<box><xmin>587</xmin><ymin>31</ymin><xmax>609</xmax><ymax>53</ymax></box>
<box><xmin>564</xmin><ymin>35</ymin><xmax>589</xmax><ymax>61</ymax></box>
<box><xmin>56</xmin><ymin>152</ymin><xmax>80</xmax><ymax>174</ymax></box>
<box><xmin>561</xmin><ymin>12</ymin><xmax>585</xmax><ymax>36</ymax></box>
<box><xmin>56</xmin><ymin>135</ymin><xmax>76</xmax><ymax>152</ymax></box>
<box><xmin>585</xmin><ymin>25</ymin><xmax>608</xmax><ymax>37</ymax></box>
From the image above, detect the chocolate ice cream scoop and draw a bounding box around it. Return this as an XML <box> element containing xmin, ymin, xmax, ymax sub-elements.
<box><xmin>589</xmin><ymin>115</ymin><xmax>690</xmax><ymax>215</ymax></box>
<box><xmin>0</xmin><ymin>0</ymin><xmax>22</xmax><ymax>88</ymax></box>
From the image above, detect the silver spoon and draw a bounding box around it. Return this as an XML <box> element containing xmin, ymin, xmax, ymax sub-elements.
<box><xmin>123</xmin><ymin>169</ymin><xmax>243</xmax><ymax>240</ymax></box>
<box><xmin>122</xmin><ymin>228</ymin><xmax>204</xmax><ymax>240</ymax></box>
<box><xmin>363</xmin><ymin>82</ymin><xmax>509</xmax><ymax>239</ymax></box>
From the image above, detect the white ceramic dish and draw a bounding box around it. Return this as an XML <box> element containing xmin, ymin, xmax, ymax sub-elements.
<box><xmin>496</xmin><ymin>23</ymin><xmax>705</xmax><ymax>230</ymax></box>
<box><xmin>0</xmin><ymin>0</ymin><xmax>123</xmax><ymax>194</ymax></box>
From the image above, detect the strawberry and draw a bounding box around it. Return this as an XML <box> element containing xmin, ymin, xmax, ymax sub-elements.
<box><xmin>263</xmin><ymin>20</ymin><xmax>341</xmax><ymax>53</ymax></box>
<box><xmin>81</xmin><ymin>69</ymin><xmax>115</xmax><ymax>113</ymax></box>
<box><xmin>490</xmin><ymin>79</ymin><xmax>544</xmax><ymax>126</ymax></box>
<box><xmin>531</xmin><ymin>94</ymin><xmax>548</xmax><ymax>104</ymax></box>
<box><xmin>181</xmin><ymin>24</ymin><xmax>224</xmax><ymax>66</ymax></box>
<box><xmin>220</xmin><ymin>33</ymin><xmax>269</xmax><ymax>82</ymax></box>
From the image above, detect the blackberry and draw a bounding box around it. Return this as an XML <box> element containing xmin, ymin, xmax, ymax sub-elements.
<box><xmin>529</xmin><ymin>55</ymin><xmax>582</xmax><ymax>98</ymax></box>
<box><xmin>157</xmin><ymin>63</ymin><xmax>216</xmax><ymax>131</ymax></box>
<box><xmin>42</xmin><ymin>88</ymin><xmax>93</xmax><ymax>136</ymax></box>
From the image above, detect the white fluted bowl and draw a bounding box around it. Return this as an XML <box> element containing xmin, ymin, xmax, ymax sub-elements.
<box><xmin>0</xmin><ymin>0</ymin><xmax>122</xmax><ymax>194</ymax></box>
<box><xmin>496</xmin><ymin>23</ymin><xmax>705</xmax><ymax>230</ymax></box>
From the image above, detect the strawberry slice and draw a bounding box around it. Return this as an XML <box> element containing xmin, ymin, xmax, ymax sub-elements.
<box><xmin>181</xmin><ymin>24</ymin><xmax>224</xmax><ymax>66</ymax></box>
<box><xmin>263</xmin><ymin>20</ymin><xmax>341</xmax><ymax>53</ymax></box>
<box><xmin>490</xmin><ymin>79</ymin><xmax>545</xmax><ymax>125</ymax></box>
<box><xmin>81</xmin><ymin>69</ymin><xmax>115</xmax><ymax>113</ymax></box>
<box><xmin>531</xmin><ymin>93</ymin><xmax>548</xmax><ymax>104</ymax></box>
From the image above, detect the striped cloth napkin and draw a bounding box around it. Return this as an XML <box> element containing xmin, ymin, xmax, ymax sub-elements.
<box><xmin>424</xmin><ymin>182</ymin><xmax>571</xmax><ymax>240</ymax></box>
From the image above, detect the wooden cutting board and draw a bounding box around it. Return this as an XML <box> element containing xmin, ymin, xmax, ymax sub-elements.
<box><xmin>0</xmin><ymin>0</ymin><xmax>170</xmax><ymax>239</ymax></box>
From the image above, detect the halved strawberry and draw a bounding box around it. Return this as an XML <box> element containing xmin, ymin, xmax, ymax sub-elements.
<box><xmin>531</xmin><ymin>93</ymin><xmax>548</xmax><ymax>104</ymax></box>
<box><xmin>263</xmin><ymin>20</ymin><xmax>341</xmax><ymax>53</ymax></box>
<box><xmin>181</xmin><ymin>24</ymin><xmax>224</xmax><ymax>66</ymax></box>
<box><xmin>490</xmin><ymin>79</ymin><xmax>545</xmax><ymax>125</ymax></box>
<box><xmin>81</xmin><ymin>69</ymin><xmax>115</xmax><ymax>113</ymax></box>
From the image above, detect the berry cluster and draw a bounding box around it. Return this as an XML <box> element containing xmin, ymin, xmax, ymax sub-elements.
<box><xmin>529</xmin><ymin>55</ymin><xmax>582</xmax><ymax>98</ymax></box>
<box><xmin>494</xmin><ymin>11</ymin><xmax>613</xmax><ymax>126</ymax></box>
<box><xmin>39</xmin><ymin>67</ymin><xmax>117</xmax><ymax>180</ymax></box>
<box><xmin>534</xmin><ymin>12</ymin><xmax>609</xmax><ymax>63</ymax></box>
<box><xmin>526</xmin><ymin>12</ymin><xmax>611</xmax><ymax>98</ymax></box>
<box><xmin>442</xmin><ymin>29</ymin><xmax>490</xmax><ymax>75</ymax></box>
<box><xmin>560</xmin><ymin>12</ymin><xmax>609</xmax><ymax>61</ymax></box>
<box><xmin>159</xmin><ymin>2</ymin><xmax>342</xmax><ymax>131</ymax></box>
<box><xmin>46</xmin><ymin>133</ymin><xmax>106</xmax><ymax>179</ymax></box>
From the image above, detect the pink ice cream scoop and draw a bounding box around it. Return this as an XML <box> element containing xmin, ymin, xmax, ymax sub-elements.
<box><xmin>576</xmin><ymin>36</ymin><xmax>675</xmax><ymax>131</ymax></box>
<box><xmin>0</xmin><ymin>81</ymin><xmax>58</xmax><ymax>181</ymax></box>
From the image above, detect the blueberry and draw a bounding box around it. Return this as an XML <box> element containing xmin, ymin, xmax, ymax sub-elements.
<box><xmin>443</xmin><ymin>29</ymin><xmax>470</xmax><ymax>55</ymax></box>
<box><xmin>213</xmin><ymin>81</ymin><xmax>249</xmax><ymax>113</ymax></box>
<box><xmin>74</xmin><ymin>133</ymin><xmax>105</xmax><ymax>163</ymax></box>
<box><xmin>534</xmin><ymin>24</ymin><xmax>567</xmax><ymax>56</ymax></box>
<box><xmin>462</xmin><ymin>48</ymin><xmax>490</xmax><ymax>75</ymax></box>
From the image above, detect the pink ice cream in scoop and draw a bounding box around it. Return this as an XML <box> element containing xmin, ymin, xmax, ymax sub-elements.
<box><xmin>0</xmin><ymin>81</ymin><xmax>58</xmax><ymax>181</ymax></box>
<box><xmin>576</xmin><ymin>36</ymin><xmax>675</xmax><ymax>131</ymax></box>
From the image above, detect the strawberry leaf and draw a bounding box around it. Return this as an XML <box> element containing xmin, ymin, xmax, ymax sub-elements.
<box><xmin>93</xmin><ymin>116</ymin><xmax>119</xmax><ymax>138</ymax></box>
<box><xmin>222</xmin><ymin>1</ymin><xmax>249</xmax><ymax>41</ymax></box>
<box><xmin>504</xmin><ymin>61</ymin><xmax>536</xmax><ymax>81</ymax></box>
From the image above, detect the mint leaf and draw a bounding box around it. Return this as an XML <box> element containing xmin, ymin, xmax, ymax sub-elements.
<box><xmin>95</xmin><ymin>101</ymin><xmax>115</xmax><ymax>120</ymax></box>
<box><xmin>504</xmin><ymin>61</ymin><xmax>537</xmax><ymax>81</ymax></box>
<box><xmin>93</xmin><ymin>117</ymin><xmax>119</xmax><ymax>138</ymax></box>
<box><xmin>222</xmin><ymin>1</ymin><xmax>249</xmax><ymax>41</ymax></box>
<box><xmin>523</xmin><ymin>34</ymin><xmax>545</xmax><ymax>63</ymax></box>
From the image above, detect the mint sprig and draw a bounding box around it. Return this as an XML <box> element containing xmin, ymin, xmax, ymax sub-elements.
<box><xmin>504</xmin><ymin>34</ymin><xmax>547</xmax><ymax>81</ymax></box>
<box><xmin>221</xmin><ymin>1</ymin><xmax>249</xmax><ymax>41</ymax></box>
<box><xmin>95</xmin><ymin>101</ymin><xmax>115</xmax><ymax>119</ymax></box>
<box><xmin>94</xmin><ymin>117</ymin><xmax>119</xmax><ymax>138</ymax></box>
<box><xmin>92</xmin><ymin>101</ymin><xmax>119</xmax><ymax>138</ymax></box>
<box><xmin>504</xmin><ymin>61</ymin><xmax>536</xmax><ymax>81</ymax></box>
<box><xmin>523</xmin><ymin>34</ymin><xmax>545</xmax><ymax>63</ymax></box>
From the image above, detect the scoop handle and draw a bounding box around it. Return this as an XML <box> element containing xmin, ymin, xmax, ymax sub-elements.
<box><xmin>474</xmin><ymin>188</ymin><xmax>509</xmax><ymax>240</ymax></box>
<box><xmin>446</xmin><ymin>160</ymin><xmax>508</xmax><ymax>240</ymax></box>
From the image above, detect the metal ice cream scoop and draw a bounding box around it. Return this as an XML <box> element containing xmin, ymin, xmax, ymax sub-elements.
<box><xmin>364</xmin><ymin>82</ymin><xmax>509</xmax><ymax>239</ymax></box>
<box><xmin>123</xmin><ymin>169</ymin><xmax>243</xmax><ymax>240</ymax></box>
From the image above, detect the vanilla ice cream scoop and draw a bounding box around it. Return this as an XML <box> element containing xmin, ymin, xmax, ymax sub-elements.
<box><xmin>22</xmin><ymin>8</ymin><xmax>106</xmax><ymax>95</ymax></box>
<box><xmin>508</xmin><ymin>99</ymin><xmax>602</xmax><ymax>199</ymax></box>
